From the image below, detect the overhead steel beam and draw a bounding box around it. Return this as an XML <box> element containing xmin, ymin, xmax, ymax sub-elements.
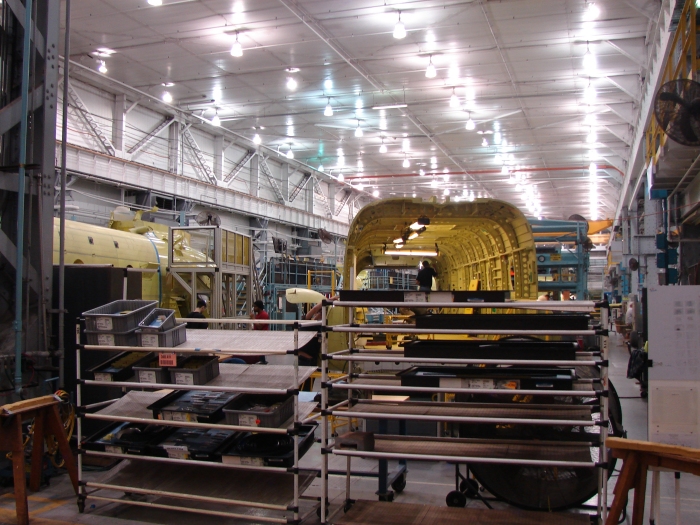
<box><xmin>313</xmin><ymin>175</ymin><xmax>332</xmax><ymax>217</ymax></box>
<box><xmin>127</xmin><ymin>116</ymin><xmax>175</xmax><ymax>156</ymax></box>
<box><xmin>62</xmin><ymin>79</ymin><xmax>116</xmax><ymax>156</ymax></box>
<box><xmin>224</xmin><ymin>149</ymin><xmax>255</xmax><ymax>184</ymax></box>
<box><xmin>335</xmin><ymin>189</ymin><xmax>353</xmax><ymax>216</ymax></box>
<box><xmin>0</xmin><ymin>84</ymin><xmax>44</xmax><ymax>136</ymax></box>
<box><xmin>182</xmin><ymin>128</ymin><xmax>217</xmax><ymax>184</ymax></box>
<box><xmin>289</xmin><ymin>172</ymin><xmax>312</xmax><ymax>202</ymax></box>
<box><xmin>259</xmin><ymin>156</ymin><xmax>286</xmax><ymax>204</ymax></box>
<box><xmin>60</xmin><ymin>142</ymin><xmax>349</xmax><ymax>235</ymax></box>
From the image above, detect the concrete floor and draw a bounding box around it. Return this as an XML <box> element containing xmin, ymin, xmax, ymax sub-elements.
<box><xmin>1</xmin><ymin>333</ymin><xmax>698</xmax><ymax>524</ymax></box>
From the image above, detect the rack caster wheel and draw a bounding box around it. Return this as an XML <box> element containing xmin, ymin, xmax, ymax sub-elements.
<box><xmin>459</xmin><ymin>478</ymin><xmax>479</xmax><ymax>498</ymax></box>
<box><xmin>391</xmin><ymin>473</ymin><xmax>407</xmax><ymax>493</ymax></box>
<box><xmin>446</xmin><ymin>490</ymin><xmax>467</xmax><ymax>508</ymax></box>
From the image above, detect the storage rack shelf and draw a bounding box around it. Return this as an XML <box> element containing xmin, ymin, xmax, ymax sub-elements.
<box><xmin>320</xmin><ymin>297</ymin><xmax>610</xmax><ymax>525</ymax></box>
<box><xmin>76</xmin><ymin>319</ymin><xmax>322</xmax><ymax>524</ymax></box>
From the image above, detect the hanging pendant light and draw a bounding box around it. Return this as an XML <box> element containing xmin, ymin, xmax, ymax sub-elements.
<box><xmin>324</xmin><ymin>98</ymin><xmax>333</xmax><ymax>117</ymax></box>
<box><xmin>393</xmin><ymin>11</ymin><xmax>406</xmax><ymax>39</ymax></box>
<box><xmin>425</xmin><ymin>55</ymin><xmax>437</xmax><ymax>78</ymax></box>
<box><xmin>230</xmin><ymin>32</ymin><xmax>243</xmax><ymax>57</ymax></box>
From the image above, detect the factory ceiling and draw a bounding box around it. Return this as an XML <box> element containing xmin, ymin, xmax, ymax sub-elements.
<box><xmin>66</xmin><ymin>0</ymin><xmax>658</xmax><ymax>221</ymax></box>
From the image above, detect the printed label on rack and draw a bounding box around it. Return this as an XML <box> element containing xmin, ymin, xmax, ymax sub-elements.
<box><xmin>94</xmin><ymin>372</ymin><xmax>112</xmax><ymax>382</ymax></box>
<box><xmin>224</xmin><ymin>456</ymin><xmax>264</xmax><ymax>466</ymax></box>
<box><xmin>139</xmin><ymin>370</ymin><xmax>157</xmax><ymax>384</ymax></box>
<box><xmin>159</xmin><ymin>353</ymin><xmax>177</xmax><ymax>367</ymax></box>
<box><xmin>163</xmin><ymin>445</ymin><xmax>189</xmax><ymax>460</ymax></box>
<box><xmin>174</xmin><ymin>372</ymin><xmax>194</xmax><ymax>385</ymax></box>
<box><xmin>97</xmin><ymin>334</ymin><xmax>115</xmax><ymax>346</ymax></box>
<box><xmin>238</xmin><ymin>414</ymin><xmax>259</xmax><ymax>427</ymax></box>
<box><xmin>95</xmin><ymin>317</ymin><xmax>113</xmax><ymax>331</ymax></box>
<box><xmin>404</xmin><ymin>292</ymin><xmax>427</xmax><ymax>303</ymax></box>
<box><xmin>105</xmin><ymin>445</ymin><xmax>122</xmax><ymax>455</ymax></box>
<box><xmin>141</xmin><ymin>334</ymin><xmax>159</xmax><ymax>348</ymax></box>
<box><xmin>440</xmin><ymin>378</ymin><xmax>494</xmax><ymax>389</ymax></box>
<box><xmin>163</xmin><ymin>411</ymin><xmax>192</xmax><ymax>422</ymax></box>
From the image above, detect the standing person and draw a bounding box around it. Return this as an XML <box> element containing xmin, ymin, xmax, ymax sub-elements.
<box><xmin>251</xmin><ymin>300</ymin><xmax>269</xmax><ymax>331</ymax></box>
<box><xmin>624</xmin><ymin>302</ymin><xmax>635</xmax><ymax>342</ymax></box>
<box><xmin>185</xmin><ymin>299</ymin><xmax>208</xmax><ymax>329</ymax></box>
<box><xmin>415</xmin><ymin>261</ymin><xmax>437</xmax><ymax>292</ymax></box>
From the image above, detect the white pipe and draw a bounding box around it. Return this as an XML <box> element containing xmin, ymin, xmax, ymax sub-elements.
<box><xmin>330</xmin><ymin>383</ymin><xmax>597</xmax><ymax>397</ymax></box>
<box><xmin>332</xmin><ymin>325</ymin><xmax>597</xmax><ymax>336</ymax></box>
<box><xmin>83</xmin><ymin>379</ymin><xmax>289</xmax><ymax>395</ymax></box>
<box><xmin>84</xmin><ymin>414</ymin><xmax>289</xmax><ymax>434</ymax></box>
<box><xmin>332</xmin><ymin>410</ymin><xmax>597</xmax><ymax>427</ymax></box>
<box><xmin>332</xmin><ymin>355</ymin><xmax>599</xmax><ymax>367</ymax></box>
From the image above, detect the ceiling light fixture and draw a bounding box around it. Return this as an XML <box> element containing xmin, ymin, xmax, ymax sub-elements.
<box><xmin>147</xmin><ymin>0</ymin><xmax>162</xmax><ymax>5</ymax></box>
<box><xmin>419</xmin><ymin>169</ymin><xmax>425</xmax><ymax>176</ymax></box>
<box><xmin>410</xmin><ymin>217</ymin><xmax>430</xmax><ymax>230</ymax></box>
<box><xmin>465</xmin><ymin>113</ymin><xmax>475</xmax><ymax>130</ymax></box>
<box><xmin>584</xmin><ymin>80</ymin><xmax>597</xmax><ymax>103</ymax></box>
<box><xmin>338</xmin><ymin>172</ymin><xmax>345</xmax><ymax>182</ymax></box>
<box><xmin>286</xmin><ymin>76</ymin><xmax>297</xmax><ymax>91</ymax></box>
<box><xmin>430</xmin><ymin>178</ymin><xmax>438</xmax><ymax>188</ymax></box>
<box><xmin>324</xmin><ymin>98</ymin><xmax>333</xmax><ymax>117</ymax></box>
<box><xmin>253</xmin><ymin>133</ymin><xmax>261</xmax><ymax>145</ymax></box>
<box><xmin>318</xmin><ymin>164</ymin><xmax>325</xmax><ymax>172</ymax></box>
<box><xmin>286</xmin><ymin>145</ymin><xmax>294</xmax><ymax>159</ymax></box>
<box><xmin>403</xmin><ymin>156</ymin><xmax>410</xmax><ymax>168</ymax></box>
<box><xmin>355</xmin><ymin>121</ymin><xmax>363</xmax><ymax>137</ymax></box>
<box><xmin>324</xmin><ymin>79</ymin><xmax>333</xmax><ymax>90</ymax></box>
<box><xmin>372</xmin><ymin>104</ymin><xmax>407</xmax><ymax>110</ymax></box>
<box><xmin>98</xmin><ymin>60</ymin><xmax>108</xmax><ymax>74</ymax></box>
<box><xmin>162</xmin><ymin>91</ymin><xmax>173</xmax><ymax>103</ymax></box>
<box><xmin>211</xmin><ymin>109</ymin><xmax>221</xmax><ymax>127</ymax></box>
<box><xmin>425</xmin><ymin>55</ymin><xmax>437</xmax><ymax>78</ymax></box>
<box><xmin>494</xmin><ymin>131</ymin><xmax>502</xmax><ymax>144</ymax></box>
<box><xmin>481</xmin><ymin>138</ymin><xmax>488</xmax><ymax>147</ymax></box>
<box><xmin>393</xmin><ymin>11</ymin><xmax>407</xmax><ymax>39</ymax></box>
<box><xmin>443</xmin><ymin>188</ymin><xmax>450</xmax><ymax>196</ymax></box>
<box><xmin>449</xmin><ymin>88</ymin><xmax>460</xmax><ymax>108</ymax></box>
<box><xmin>584</xmin><ymin>2</ymin><xmax>600</xmax><ymax>21</ymax></box>
<box><xmin>379</xmin><ymin>139</ymin><xmax>388</xmax><ymax>154</ymax></box>
<box><xmin>385</xmin><ymin>249</ymin><xmax>438</xmax><ymax>257</ymax></box>
<box><xmin>357</xmin><ymin>181</ymin><xmax>364</xmax><ymax>191</ymax></box>
<box><xmin>373</xmin><ymin>189</ymin><xmax>380</xmax><ymax>198</ymax></box>
<box><xmin>230</xmin><ymin>32</ymin><xmax>243</xmax><ymax>57</ymax></box>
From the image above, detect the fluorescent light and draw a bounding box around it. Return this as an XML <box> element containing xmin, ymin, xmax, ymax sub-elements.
<box><xmin>584</xmin><ymin>2</ymin><xmax>600</xmax><ymax>21</ymax></box>
<box><xmin>465</xmin><ymin>114</ymin><xmax>475</xmax><ymax>130</ymax></box>
<box><xmin>372</xmin><ymin>104</ymin><xmax>407</xmax><ymax>110</ymax></box>
<box><xmin>162</xmin><ymin>91</ymin><xmax>173</xmax><ymax>103</ymax></box>
<box><xmin>148</xmin><ymin>0</ymin><xmax>162</xmax><ymax>5</ymax></box>
<box><xmin>230</xmin><ymin>33</ymin><xmax>243</xmax><ymax>57</ymax></box>
<box><xmin>253</xmin><ymin>133</ymin><xmax>261</xmax><ymax>145</ymax></box>
<box><xmin>385</xmin><ymin>249</ymin><xmax>438</xmax><ymax>257</ymax></box>
<box><xmin>425</xmin><ymin>56</ymin><xmax>437</xmax><ymax>78</ymax></box>
<box><xmin>393</xmin><ymin>12</ymin><xmax>406</xmax><ymax>39</ymax></box>
<box><xmin>324</xmin><ymin>99</ymin><xmax>333</xmax><ymax>116</ymax></box>
<box><xmin>286</xmin><ymin>76</ymin><xmax>297</xmax><ymax>90</ymax></box>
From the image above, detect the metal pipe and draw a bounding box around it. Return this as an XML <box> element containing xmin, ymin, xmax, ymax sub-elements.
<box><xmin>82</xmin><ymin>380</ymin><xmax>290</xmax><ymax>396</ymax></box>
<box><xmin>331</xmin><ymin>300</ymin><xmax>599</xmax><ymax>312</ymax></box>
<box><xmin>86</xmin><ymin>481</ymin><xmax>288</xmax><ymax>510</ymax></box>
<box><xmin>14</xmin><ymin>0</ymin><xmax>34</xmax><ymax>394</ymax></box>
<box><xmin>332</xmin><ymin>355</ymin><xmax>599</xmax><ymax>367</ymax></box>
<box><xmin>82</xmin><ymin>344</ymin><xmax>291</xmax><ymax>355</ymax></box>
<box><xmin>58</xmin><ymin>0</ymin><xmax>71</xmax><ymax>390</ymax></box>
<box><xmin>84</xmin><ymin>413</ymin><xmax>290</xmax><ymax>434</ymax></box>
<box><xmin>331</xmin><ymin>448</ymin><xmax>595</xmax><ymax>469</ymax></box>
<box><xmin>85</xmin><ymin>496</ymin><xmax>288</xmax><ymax>524</ymax></box>
<box><xmin>332</xmin><ymin>410</ymin><xmax>596</xmax><ymax>427</ymax></box>
<box><xmin>332</xmin><ymin>326</ymin><xmax>597</xmax><ymax>336</ymax></box>
<box><xmin>330</xmin><ymin>383</ymin><xmax>597</xmax><ymax>397</ymax></box>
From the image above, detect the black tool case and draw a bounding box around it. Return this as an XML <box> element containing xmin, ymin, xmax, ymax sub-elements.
<box><xmin>148</xmin><ymin>390</ymin><xmax>242</xmax><ymax>423</ymax></box>
<box><xmin>155</xmin><ymin>427</ymin><xmax>241</xmax><ymax>462</ymax></box>
<box><xmin>221</xmin><ymin>424</ymin><xmax>317</xmax><ymax>468</ymax></box>
<box><xmin>82</xmin><ymin>421</ymin><xmax>176</xmax><ymax>456</ymax></box>
<box><xmin>403</xmin><ymin>339</ymin><xmax>579</xmax><ymax>361</ymax></box>
<box><xmin>414</xmin><ymin>314</ymin><xmax>590</xmax><ymax>331</ymax></box>
<box><xmin>398</xmin><ymin>366</ymin><xmax>575</xmax><ymax>391</ymax></box>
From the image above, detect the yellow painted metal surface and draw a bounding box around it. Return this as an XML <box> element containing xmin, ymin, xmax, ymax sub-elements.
<box><xmin>343</xmin><ymin>198</ymin><xmax>538</xmax><ymax>299</ymax></box>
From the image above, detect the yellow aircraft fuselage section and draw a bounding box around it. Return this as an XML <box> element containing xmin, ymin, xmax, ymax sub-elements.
<box><xmin>344</xmin><ymin>198</ymin><xmax>539</xmax><ymax>299</ymax></box>
<box><xmin>52</xmin><ymin>218</ymin><xmax>211</xmax><ymax>309</ymax></box>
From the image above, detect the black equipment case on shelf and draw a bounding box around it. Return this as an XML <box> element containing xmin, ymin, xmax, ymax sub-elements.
<box><xmin>82</xmin><ymin>421</ymin><xmax>176</xmax><ymax>456</ymax></box>
<box><xmin>414</xmin><ymin>314</ymin><xmax>590</xmax><ymax>331</ymax></box>
<box><xmin>221</xmin><ymin>423</ymin><xmax>317</xmax><ymax>468</ymax></box>
<box><xmin>398</xmin><ymin>366</ymin><xmax>575</xmax><ymax>391</ymax></box>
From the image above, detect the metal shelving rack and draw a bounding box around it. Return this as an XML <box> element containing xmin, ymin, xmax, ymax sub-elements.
<box><xmin>319</xmin><ymin>298</ymin><xmax>610</xmax><ymax>525</ymax></box>
<box><xmin>75</xmin><ymin>318</ymin><xmax>322</xmax><ymax>523</ymax></box>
